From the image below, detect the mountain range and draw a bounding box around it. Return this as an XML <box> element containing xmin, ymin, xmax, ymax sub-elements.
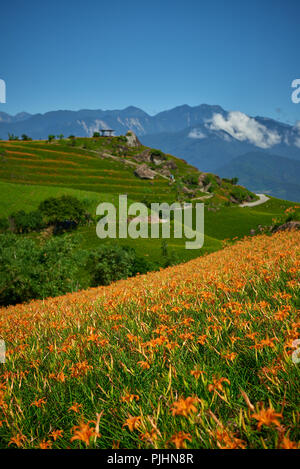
<box><xmin>1</xmin><ymin>104</ymin><xmax>300</xmax><ymax>201</ymax></box>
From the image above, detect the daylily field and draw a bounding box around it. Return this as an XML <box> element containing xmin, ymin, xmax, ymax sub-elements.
<box><xmin>0</xmin><ymin>231</ymin><xmax>299</xmax><ymax>449</ymax></box>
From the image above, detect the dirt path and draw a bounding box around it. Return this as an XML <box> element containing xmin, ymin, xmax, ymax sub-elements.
<box><xmin>239</xmin><ymin>193</ymin><xmax>270</xmax><ymax>208</ymax></box>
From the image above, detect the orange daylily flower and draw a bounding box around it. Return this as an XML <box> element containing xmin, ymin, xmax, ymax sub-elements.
<box><xmin>122</xmin><ymin>416</ymin><xmax>142</xmax><ymax>431</ymax></box>
<box><xmin>70</xmin><ymin>420</ymin><xmax>98</xmax><ymax>446</ymax></box>
<box><xmin>171</xmin><ymin>397</ymin><xmax>198</xmax><ymax>417</ymax></box>
<box><xmin>208</xmin><ymin>377</ymin><xmax>230</xmax><ymax>393</ymax></box>
<box><xmin>215</xmin><ymin>428</ymin><xmax>246</xmax><ymax>449</ymax></box>
<box><xmin>49</xmin><ymin>429</ymin><xmax>63</xmax><ymax>441</ymax></box>
<box><xmin>190</xmin><ymin>369</ymin><xmax>205</xmax><ymax>379</ymax></box>
<box><xmin>169</xmin><ymin>431</ymin><xmax>192</xmax><ymax>449</ymax></box>
<box><xmin>280</xmin><ymin>436</ymin><xmax>298</xmax><ymax>449</ymax></box>
<box><xmin>137</xmin><ymin>361</ymin><xmax>150</xmax><ymax>369</ymax></box>
<box><xmin>39</xmin><ymin>439</ymin><xmax>52</xmax><ymax>449</ymax></box>
<box><xmin>8</xmin><ymin>433</ymin><xmax>27</xmax><ymax>448</ymax></box>
<box><xmin>121</xmin><ymin>393</ymin><xmax>140</xmax><ymax>403</ymax></box>
<box><xmin>30</xmin><ymin>397</ymin><xmax>47</xmax><ymax>408</ymax></box>
<box><xmin>251</xmin><ymin>405</ymin><xmax>283</xmax><ymax>430</ymax></box>
<box><xmin>68</xmin><ymin>402</ymin><xmax>83</xmax><ymax>413</ymax></box>
<box><xmin>140</xmin><ymin>429</ymin><xmax>158</xmax><ymax>443</ymax></box>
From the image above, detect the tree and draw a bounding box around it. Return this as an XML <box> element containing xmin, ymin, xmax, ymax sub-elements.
<box><xmin>48</xmin><ymin>135</ymin><xmax>55</xmax><ymax>142</ymax></box>
<box><xmin>38</xmin><ymin>195</ymin><xmax>89</xmax><ymax>232</ymax></box>
<box><xmin>68</xmin><ymin>135</ymin><xmax>76</xmax><ymax>146</ymax></box>
<box><xmin>8</xmin><ymin>133</ymin><xmax>19</xmax><ymax>141</ymax></box>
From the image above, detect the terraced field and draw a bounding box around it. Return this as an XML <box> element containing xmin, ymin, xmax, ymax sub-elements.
<box><xmin>0</xmin><ymin>140</ymin><xmax>176</xmax><ymax>202</ymax></box>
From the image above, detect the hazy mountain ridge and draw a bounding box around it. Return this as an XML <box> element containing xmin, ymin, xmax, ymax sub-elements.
<box><xmin>217</xmin><ymin>151</ymin><xmax>300</xmax><ymax>202</ymax></box>
<box><xmin>1</xmin><ymin>104</ymin><xmax>299</xmax><ymax>158</ymax></box>
<box><xmin>2</xmin><ymin>104</ymin><xmax>300</xmax><ymax>201</ymax></box>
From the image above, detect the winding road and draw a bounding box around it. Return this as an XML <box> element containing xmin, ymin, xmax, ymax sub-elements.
<box><xmin>239</xmin><ymin>193</ymin><xmax>270</xmax><ymax>208</ymax></box>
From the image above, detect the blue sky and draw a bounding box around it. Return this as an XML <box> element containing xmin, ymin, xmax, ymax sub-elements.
<box><xmin>0</xmin><ymin>0</ymin><xmax>299</xmax><ymax>123</ymax></box>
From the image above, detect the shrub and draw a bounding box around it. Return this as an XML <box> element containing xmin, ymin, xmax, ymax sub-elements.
<box><xmin>87</xmin><ymin>245</ymin><xmax>136</xmax><ymax>286</ymax></box>
<box><xmin>0</xmin><ymin>234</ymin><xmax>81</xmax><ymax>306</ymax></box>
<box><xmin>223</xmin><ymin>177</ymin><xmax>239</xmax><ymax>185</ymax></box>
<box><xmin>0</xmin><ymin>217</ymin><xmax>8</xmax><ymax>232</ymax></box>
<box><xmin>117</xmin><ymin>135</ymin><xmax>127</xmax><ymax>143</ymax></box>
<box><xmin>230</xmin><ymin>185</ymin><xmax>254</xmax><ymax>203</ymax></box>
<box><xmin>8</xmin><ymin>133</ymin><xmax>19</xmax><ymax>141</ymax></box>
<box><xmin>182</xmin><ymin>174</ymin><xmax>199</xmax><ymax>187</ymax></box>
<box><xmin>21</xmin><ymin>134</ymin><xmax>32</xmax><ymax>141</ymax></box>
<box><xmin>131</xmin><ymin>254</ymin><xmax>157</xmax><ymax>276</ymax></box>
<box><xmin>150</xmin><ymin>149</ymin><xmax>166</xmax><ymax>161</ymax></box>
<box><xmin>87</xmin><ymin>244</ymin><xmax>154</xmax><ymax>286</ymax></box>
<box><xmin>9</xmin><ymin>210</ymin><xmax>44</xmax><ymax>234</ymax></box>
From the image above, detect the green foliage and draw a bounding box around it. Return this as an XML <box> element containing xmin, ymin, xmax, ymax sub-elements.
<box><xmin>87</xmin><ymin>244</ymin><xmax>154</xmax><ymax>286</ymax></box>
<box><xmin>93</xmin><ymin>132</ymin><xmax>100</xmax><ymax>138</ymax></box>
<box><xmin>38</xmin><ymin>195</ymin><xmax>91</xmax><ymax>231</ymax></box>
<box><xmin>0</xmin><ymin>217</ymin><xmax>8</xmax><ymax>232</ymax></box>
<box><xmin>87</xmin><ymin>245</ymin><xmax>136</xmax><ymax>286</ymax></box>
<box><xmin>160</xmin><ymin>239</ymin><xmax>178</xmax><ymax>267</ymax></box>
<box><xmin>223</xmin><ymin>176</ymin><xmax>239</xmax><ymax>185</ymax></box>
<box><xmin>182</xmin><ymin>174</ymin><xmax>199</xmax><ymax>186</ymax></box>
<box><xmin>117</xmin><ymin>135</ymin><xmax>127</xmax><ymax>143</ymax></box>
<box><xmin>9</xmin><ymin>210</ymin><xmax>44</xmax><ymax>234</ymax></box>
<box><xmin>21</xmin><ymin>134</ymin><xmax>32</xmax><ymax>141</ymax></box>
<box><xmin>151</xmin><ymin>149</ymin><xmax>166</xmax><ymax>160</ymax></box>
<box><xmin>0</xmin><ymin>234</ymin><xmax>81</xmax><ymax>305</ymax></box>
<box><xmin>230</xmin><ymin>185</ymin><xmax>254</xmax><ymax>203</ymax></box>
<box><xmin>47</xmin><ymin>135</ymin><xmax>55</xmax><ymax>142</ymax></box>
<box><xmin>8</xmin><ymin>133</ymin><xmax>19</xmax><ymax>141</ymax></box>
<box><xmin>1</xmin><ymin>196</ymin><xmax>92</xmax><ymax>235</ymax></box>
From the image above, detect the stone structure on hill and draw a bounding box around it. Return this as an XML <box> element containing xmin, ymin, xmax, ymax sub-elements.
<box><xmin>126</xmin><ymin>130</ymin><xmax>141</xmax><ymax>148</ymax></box>
<box><xmin>134</xmin><ymin>163</ymin><xmax>156</xmax><ymax>180</ymax></box>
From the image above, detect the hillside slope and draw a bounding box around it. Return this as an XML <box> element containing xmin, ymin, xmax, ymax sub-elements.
<box><xmin>0</xmin><ymin>136</ymin><xmax>298</xmax><ymax>266</ymax></box>
<box><xmin>0</xmin><ymin>135</ymin><xmax>264</xmax><ymax>264</ymax></box>
<box><xmin>0</xmin><ymin>136</ymin><xmax>252</xmax><ymax>204</ymax></box>
<box><xmin>0</xmin><ymin>231</ymin><xmax>299</xmax><ymax>449</ymax></box>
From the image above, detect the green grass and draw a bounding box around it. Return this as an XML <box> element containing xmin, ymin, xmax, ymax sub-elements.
<box><xmin>0</xmin><ymin>140</ymin><xmax>177</xmax><ymax>203</ymax></box>
<box><xmin>0</xmin><ymin>181</ymin><xmax>110</xmax><ymax>217</ymax></box>
<box><xmin>0</xmin><ymin>181</ymin><xmax>297</xmax><ymax>267</ymax></box>
<box><xmin>0</xmin><ymin>139</ymin><xmax>298</xmax><ymax>269</ymax></box>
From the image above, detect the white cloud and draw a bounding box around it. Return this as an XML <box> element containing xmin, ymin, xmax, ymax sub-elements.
<box><xmin>291</xmin><ymin>121</ymin><xmax>300</xmax><ymax>147</ymax></box>
<box><xmin>205</xmin><ymin>111</ymin><xmax>281</xmax><ymax>148</ymax></box>
<box><xmin>188</xmin><ymin>129</ymin><xmax>206</xmax><ymax>139</ymax></box>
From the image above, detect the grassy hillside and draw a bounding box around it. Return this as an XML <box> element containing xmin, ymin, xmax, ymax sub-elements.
<box><xmin>0</xmin><ymin>231</ymin><xmax>299</xmax><ymax>449</ymax></box>
<box><xmin>0</xmin><ymin>136</ymin><xmax>256</xmax><ymax>204</ymax></box>
<box><xmin>0</xmin><ymin>136</ymin><xmax>258</xmax><ymax>264</ymax></box>
<box><xmin>0</xmin><ymin>136</ymin><xmax>297</xmax><ymax>264</ymax></box>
